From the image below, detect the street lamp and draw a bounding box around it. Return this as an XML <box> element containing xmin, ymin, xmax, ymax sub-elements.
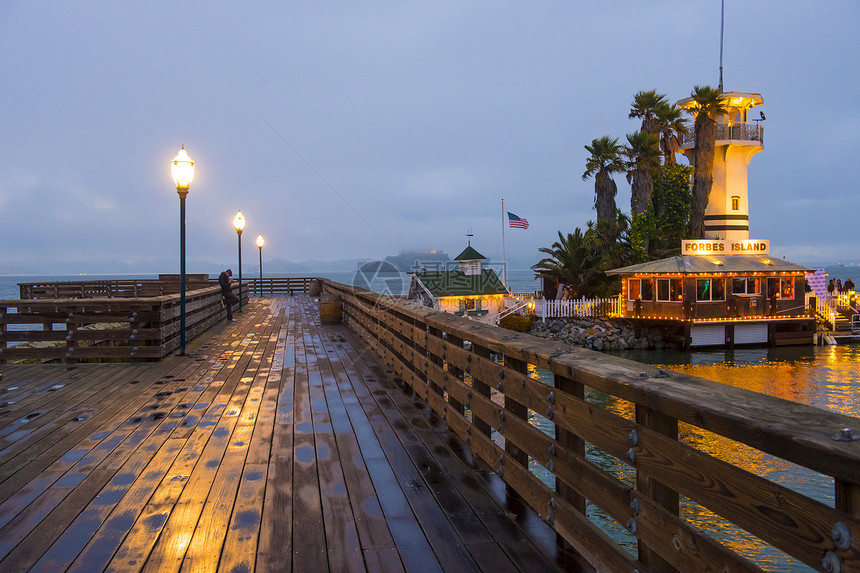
<box><xmin>171</xmin><ymin>145</ymin><xmax>195</xmax><ymax>356</ymax></box>
<box><xmin>256</xmin><ymin>234</ymin><xmax>264</xmax><ymax>296</ymax></box>
<box><xmin>233</xmin><ymin>211</ymin><xmax>245</xmax><ymax>312</ymax></box>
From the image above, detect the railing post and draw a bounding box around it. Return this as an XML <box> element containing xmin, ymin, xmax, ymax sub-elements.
<box><xmin>635</xmin><ymin>405</ymin><xmax>680</xmax><ymax>572</ymax></box>
<box><xmin>503</xmin><ymin>355</ymin><xmax>530</xmax><ymax>496</ymax></box>
<box><xmin>470</xmin><ymin>343</ymin><xmax>493</xmax><ymax>440</ymax></box>
<box><xmin>835</xmin><ymin>479</ymin><xmax>860</xmax><ymax>525</ymax></box>
<box><xmin>0</xmin><ymin>305</ymin><xmax>6</xmax><ymax>364</ymax></box>
<box><xmin>555</xmin><ymin>373</ymin><xmax>586</xmax><ymax>556</ymax></box>
<box><xmin>442</xmin><ymin>331</ymin><xmax>465</xmax><ymax>417</ymax></box>
<box><xmin>65</xmin><ymin>311</ymin><xmax>78</xmax><ymax>365</ymax></box>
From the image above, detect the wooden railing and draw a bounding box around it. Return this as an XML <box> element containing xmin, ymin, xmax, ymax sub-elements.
<box><xmin>538</xmin><ymin>295</ymin><xmax>623</xmax><ymax>321</ymax></box>
<box><xmin>243</xmin><ymin>277</ymin><xmax>318</xmax><ymax>295</ymax></box>
<box><xmin>18</xmin><ymin>274</ymin><xmax>212</xmax><ymax>299</ymax></box>
<box><xmin>1</xmin><ymin>276</ymin><xmax>320</xmax><ymax>363</ymax></box>
<box><xmin>321</xmin><ymin>279</ymin><xmax>860</xmax><ymax>572</ymax></box>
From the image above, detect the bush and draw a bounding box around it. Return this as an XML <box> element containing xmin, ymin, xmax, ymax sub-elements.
<box><xmin>499</xmin><ymin>314</ymin><xmax>533</xmax><ymax>332</ymax></box>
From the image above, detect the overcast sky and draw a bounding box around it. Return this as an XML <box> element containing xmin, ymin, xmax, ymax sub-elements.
<box><xmin>1</xmin><ymin>1</ymin><xmax>858</xmax><ymax>273</ymax></box>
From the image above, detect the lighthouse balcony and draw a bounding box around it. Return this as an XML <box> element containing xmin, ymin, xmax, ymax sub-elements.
<box><xmin>680</xmin><ymin>122</ymin><xmax>763</xmax><ymax>149</ymax></box>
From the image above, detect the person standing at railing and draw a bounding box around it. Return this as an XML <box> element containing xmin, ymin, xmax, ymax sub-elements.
<box><xmin>219</xmin><ymin>269</ymin><xmax>239</xmax><ymax>322</ymax></box>
<box><xmin>845</xmin><ymin>277</ymin><xmax>855</xmax><ymax>292</ymax></box>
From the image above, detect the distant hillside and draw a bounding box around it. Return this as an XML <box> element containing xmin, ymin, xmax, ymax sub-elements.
<box><xmin>383</xmin><ymin>250</ymin><xmax>451</xmax><ymax>272</ymax></box>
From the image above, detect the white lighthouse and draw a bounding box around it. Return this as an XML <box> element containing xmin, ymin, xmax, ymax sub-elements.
<box><xmin>677</xmin><ymin>92</ymin><xmax>765</xmax><ymax>241</ymax></box>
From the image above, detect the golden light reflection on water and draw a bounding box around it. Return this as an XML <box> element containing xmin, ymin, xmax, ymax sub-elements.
<box><xmin>515</xmin><ymin>346</ymin><xmax>860</xmax><ymax>572</ymax></box>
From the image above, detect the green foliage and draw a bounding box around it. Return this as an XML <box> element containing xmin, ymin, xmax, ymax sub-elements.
<box><xmin>629</xmin><ymin>209</ymin><xmax>654</xmax><ymax>263</ymax></box>
<box><xmin>629</xmin><ymin>90</ymin><xmax>668</xmax><ymax>135</ymax></box>
<box><xmin>499</xmin><ymin>314</ymin><xmax>533</xmax><ymax>332</ymax></box>
<box><xmin>652</xmin><ymin>164</ymin><xmax>694</xmax><ymax>253</ymax></box>
<box><xmin>532</xmin><ymin>212</ymin><xmax>632</xmax><ymax>298</ymax></box>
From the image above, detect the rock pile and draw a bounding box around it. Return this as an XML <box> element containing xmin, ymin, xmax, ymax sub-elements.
<box><xmin>529</xmin><ymin>317</ymin><xmax>668</xmax><ymax>351</ymax></box>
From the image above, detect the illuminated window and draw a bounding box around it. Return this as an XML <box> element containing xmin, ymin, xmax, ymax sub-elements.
<box><xmin>657</xmin><ymin>278</ymin><xmax>683</xmax><ymax>302</ymax></box>
<box><xmin>641</xmin><ymin>279</ymin><xmax>653</xmax><ymax>300</ymax></box>
<box><xmin>766</xmin><ymin>278</ymin><xmax>794</xmax><ymax>299</ymax></box>
<box><xmin>732</xmin><ymin>196</ymin><xmax>740</xmax><ymax>210</ymax></box>
<box><xmin>732</xmin><ymin>277</ymin><xmax>760</xmax><ymax>295</ymax></box>
<box><xmin>697</xmin><ymin>278</ymin><xmax>726</xmax><ymax>301</ymax></box>
<box><xmin>628</xmin><ymin>279</ymin><xmax>640</xmax><ymax>300</ymax></box>
<box><xmin>627</xmin><ymin>278</ymin><xmax>653</xmax><ymax>301</ymax></box>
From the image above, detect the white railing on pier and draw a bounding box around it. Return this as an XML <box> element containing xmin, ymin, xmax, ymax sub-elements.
<box><xmin>809</xmin><ymin>293</ymin><xmax>838</xmax><ymax>329</ymax></box>
<box><xmin>809</xmin><ymin>291</ymin><xmax>857</xmax><ymax>330</ymax></box>
<box><xmin>538</xmin><ymin>295</ymin><xmax>622</xmax><ymax>322</ymax></box>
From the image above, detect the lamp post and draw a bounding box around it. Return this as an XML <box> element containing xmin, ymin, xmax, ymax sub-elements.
<box><xmin>171</xmin><ymin>146</ymin><xmax>194</xmax><ymax>356</ymax></box>
<box><xmin>256</xmin><ymin>234</ymin><xmax>264</xmax><ymax>296</ymax></box>
<box><xmin>233</xmin><ymin>211</ymin><xmax>245</xmax><ymax>312</ymax></box>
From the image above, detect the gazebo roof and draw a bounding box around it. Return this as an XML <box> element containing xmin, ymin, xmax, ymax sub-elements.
<box><xmin>411</xmin><ymin>269</ymin><xmax>507</xmax><ymax>298</ymax></box>
<box><xmin>606</xmin><ymin>255</ymin><xmax>813</xmax><ymax>276</ymax></box>
<box><xmin>453</xmin><ymin>246</ymin><xmax>486</xmax><ymax>262</ymax></box>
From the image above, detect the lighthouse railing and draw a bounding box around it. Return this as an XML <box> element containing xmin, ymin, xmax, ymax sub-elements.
<box><xmin>679</xmin><ymin>121</ymin><xmax>764</xmax><ymax>148</ymax></box>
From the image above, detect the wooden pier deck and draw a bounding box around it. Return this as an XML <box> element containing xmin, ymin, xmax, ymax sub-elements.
<box><xmin>0</xmin><ymin>294</ymin><xmax>566</xmax><ymax>573</ymax></box>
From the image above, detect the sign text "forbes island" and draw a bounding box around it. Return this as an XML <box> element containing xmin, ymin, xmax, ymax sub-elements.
<box><xmin>682</xmin><ymin>240</ymin><xmax>770</xmax><ymax>255</ymax></box>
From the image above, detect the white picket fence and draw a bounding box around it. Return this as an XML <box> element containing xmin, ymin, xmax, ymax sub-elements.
<box><xmin>537</xmin><ymin>295</ymin><xmax>623</xmax><ymax>321</ymax></box>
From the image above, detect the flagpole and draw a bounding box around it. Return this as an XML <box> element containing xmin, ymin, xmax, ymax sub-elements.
<box><xmin>501</xmin><ymin>198</ymin><xmax>507</xmax><ymax>289</ymax></box>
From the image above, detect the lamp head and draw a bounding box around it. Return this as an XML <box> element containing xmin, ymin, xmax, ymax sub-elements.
<box><xmin>171</xmin><ymin>146</ymin><xmax>195</xmax><ymax>195</ymax></box>
<box><xmin>233</xmin><ymin>211</ymin><xmax>246</xmax><ymax>234</ymax></box>
<box><xmin>256</xmin><ymin>234</ymin><xmax>264</xmax><ymax>248</ymax></box>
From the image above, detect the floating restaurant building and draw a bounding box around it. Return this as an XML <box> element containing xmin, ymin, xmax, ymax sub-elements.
<box><xmin>607</xmin><ymin>240</ymin><xmax>815</xmax><ymax>347</ymax></box>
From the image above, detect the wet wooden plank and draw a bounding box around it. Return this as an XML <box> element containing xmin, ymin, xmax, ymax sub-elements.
<box><xmin>0</xmin><ymin>371</ymin><xmax>200</xmax><ymax>569</ymax></box>
<box><xmin>330</xmin><ymin>324</ymin><xmax>565</xmax><ymax>573</ymax></box>
<box><xmin>0</xmin><ymin>295</ymin><xmax>571</xmax><ymax>573</ymax></box>
<box><xmin>290</xmin><ymin>303</ymin><xmax>328</xmax><ymax>572</ymax></box>
<box><xmin>256</xmin><ymin>301</ymin><xmax>296</xmax><ymax>573</ymax></box>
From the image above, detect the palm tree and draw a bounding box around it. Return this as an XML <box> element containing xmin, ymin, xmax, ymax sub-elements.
<box><xmin>687</xmin><ymin>85</ymin><xmax>727</xmax><ymax>238</ymax></box>
<box><xmin>583</xmin><ymin>213</ymin><xmax>632</xmax><ymax>295</ymax></box>
<box><xmin>629</xmin><ymin>90</ymin><xmax>668</xmax><ymax>136</ymax></box>
<box><xmin>532</xmin><ymin>229</ymin><xmax>589</xmax><ymax>297</ymax></box>
<box><xmin>582</xmin><ymin>137</ymin><xmax>625</xmax><ymax>224</ymax></box>
<box><xmin>623</xmin><ymin>130</ymin><xmax>661</xmax><ymax>217</ymax></box>
<box><xmin>654</xmin><ymin>102</ymin><xmax>689</xmax><ymax>166</ymax></box>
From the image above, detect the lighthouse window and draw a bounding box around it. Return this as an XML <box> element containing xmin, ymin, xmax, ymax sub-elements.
<box><xmin>732</xmin><ymin>196</ymin><xmax>740</xmax><ymax>210</ymax></box>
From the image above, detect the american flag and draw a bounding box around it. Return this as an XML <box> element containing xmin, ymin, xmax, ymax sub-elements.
<box><xmin>507</xmin><ymin>212</ymin><xmax>529</xmax><ymax>229</ymax></box>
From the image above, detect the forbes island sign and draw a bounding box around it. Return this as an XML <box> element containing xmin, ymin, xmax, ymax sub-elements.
<box><xmin>682</xmin><ymin>239</ymin><xmax>770</xmax><ymax>255</ymax></box>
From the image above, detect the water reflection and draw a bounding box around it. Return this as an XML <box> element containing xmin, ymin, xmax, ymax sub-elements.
<box><xmin>512</xmin><ymin>344</ymin><xmax>860</xmax><ymax>572</ymax></box>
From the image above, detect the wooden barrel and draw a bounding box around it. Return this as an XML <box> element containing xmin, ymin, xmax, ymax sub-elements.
<box><xmin>309</xmin><ymin>279</ymin><xmax>321</xmax><ymax>296</ymax></box>
<box><xmin>319</xmin><ymin>294</ymin><xmax>343</xmax><ymax>324</ymax></box>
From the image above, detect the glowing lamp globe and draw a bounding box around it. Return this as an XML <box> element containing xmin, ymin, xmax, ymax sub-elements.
<box><xmin>171</xmin><ymin>146</ymin><xmax>195</xmax><ymax>194</ymax></box>
<box><xmin>256</xmin><ymin>235</ymin><xmax>264</xmax><ymax>248</ymax></box>
<box><xmin>233</xmin><ymin>211</ymin><xmax>246</xmax><ymax>234</ymax></box>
